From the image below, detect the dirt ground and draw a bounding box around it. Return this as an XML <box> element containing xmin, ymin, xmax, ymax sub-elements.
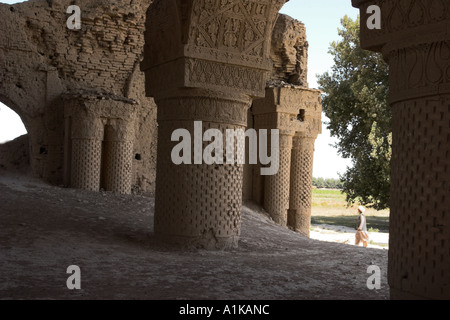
<box><xmin>310</xmin><ymin>224</ymin><xmax>389</xmax><ymax>249</ymax></box>
<box><xmin>0</xmin><ymin>170</ymin><xmax>389</xmax><ymax>300</ymax></box>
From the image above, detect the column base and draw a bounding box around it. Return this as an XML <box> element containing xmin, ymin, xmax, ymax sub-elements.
<box><xmin>155</xmin><ymin>233</ymin><xmax>239</xmax><ymax>251</ymax></box>
<box><xmin>287</xmin><ymin>209</ymin><xmax>310</xmax><ymax>237</ymax></box>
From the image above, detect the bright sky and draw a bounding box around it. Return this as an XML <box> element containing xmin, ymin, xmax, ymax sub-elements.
<box><xmin>0</xmin><ymin>0</ymin><xmax>358</xmax><ymax>178</ymax></box>
<box><xmin>279</xmin><ymin>1</ymin><xmax>359</xmax><ymax>179</ymax></box>
<box><xmin>0</xmin><ymin>0</ymin><xmax>28</xmax><ymax>143</ymax></box>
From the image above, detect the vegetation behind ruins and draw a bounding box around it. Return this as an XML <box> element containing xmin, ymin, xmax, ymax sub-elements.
<box><xmin>317</xmin><ymin>16</ymin><xmax>391</xmax><ymax>211</ymax></box>
<box><xmin>311</xmin><ymin>188</ymin><xmax>389</xmax><ymax>233</ymax></box>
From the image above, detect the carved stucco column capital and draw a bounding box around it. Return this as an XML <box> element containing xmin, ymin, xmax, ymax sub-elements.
<box><xmin>353</xmin><ymin>0</ymin><xmax>450</xmax><ymax>103</ymax></box>
<box><xmin>141</xmin><ymin>0</ymin><xmax>288</xmax><ymax>99</ymax></box>
<box><xmin>353</xmin><ymin>0</ymin><xmax>450</xmax><ymax>50</ymax></box>
<box><xmin>63</xmin><ymin>93</ymin><xmax>138</xmax><ymax>141</ymax></box>
<box><xmin>253</xmin><ymin>86</ymin><xmax>322</xmax><ymax>135</ymax></box>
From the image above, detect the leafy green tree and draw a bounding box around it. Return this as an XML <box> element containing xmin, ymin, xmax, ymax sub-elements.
<box><xmin>315</xmin><ymin>177</ymin><xmax>325</xmax><ymax>189</ymax></box>
<box><xmin>317</xmin><ymin>16</ymin><xmax>391</xmax><ymax>210</ymax></box>
<box><xmin>313</xmin><ymin>178</ymin><xmax>344</xmax><ymax>190</ymax></box>
<box><xmin>324</xmin><ymin>179</ymin><xmax>335</xmax><ymax>189</ymax></box>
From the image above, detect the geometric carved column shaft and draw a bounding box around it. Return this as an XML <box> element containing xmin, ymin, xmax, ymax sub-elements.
<box><xmin>353</xmin><ymin>0</ymin><xmax>450</xmax><ymax>299</ymax></box>
<box><xmin>141</xmin><ymin>0</ymin><xmax>287</xmax><ymax>249</ymax></box>
<box><xmin>102</xmin><ymin>120</ymin><xmax>135</xmax><ymax>195</ymax></box>
<box><xmin>288</xmin><ymin>133</ymin><xmax>316</xmax><ymax>237</ymax></box>
<box><xmin>154</xmin><ymin>90</ymin><xmax>250</xmax><ymax>249</ymax></box>
<box><xmin>70</xmin><ymin>117</ymin><xmax>104</xmax><ymax>192</ymax></box>
<box><xmin>389</xmin><ymin>94</ymin><xmax>450</xmax><ymax>299</ymax></box>
<box><xmin>263</xmin><ymin>132</ymin><xmax>293</xmax><ymax>226</ymax></box>
<box><xmin>253</xmin><ymin>87</ymin><xmax>297</xmax><ymax>226</ymax></box>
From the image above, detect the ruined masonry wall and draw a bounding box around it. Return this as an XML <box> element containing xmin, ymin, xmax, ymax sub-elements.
<box><xmin>0</xmin><ymin>0</ymin><xmax>157</xmax><ymax>194</ymax></box>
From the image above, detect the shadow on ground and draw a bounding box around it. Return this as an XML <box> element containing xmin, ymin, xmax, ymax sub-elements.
<box><xmin>0</xmin><ymin>171</ymin><xmax>389</xmax><ymax>300</ymax></box>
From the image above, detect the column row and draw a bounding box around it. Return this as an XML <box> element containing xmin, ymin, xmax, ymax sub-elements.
<box><xmin>63</xmin><ymin>94</ymin><xmax>137</xmax><ymax>195</ymax></box>
<box><xmin>253</xmin><ymin>86</ymin><xmax>322</xmax><ymax>237</ymax></box>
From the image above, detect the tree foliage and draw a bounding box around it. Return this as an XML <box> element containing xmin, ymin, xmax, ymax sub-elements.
<box><xmin>313</xmin><ymin>177</ymin><xmax>343</xmax><ymax>190</ymax></box>
<box><xmin>317</xmin><ymin>16</ymin><xmax>391</xmax><ymax>210</ymax></box>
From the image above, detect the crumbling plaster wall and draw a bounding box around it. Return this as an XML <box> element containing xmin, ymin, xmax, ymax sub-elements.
<box><xmin>0</xmin><ymin>0</ymin><xmax>157</xmax><ymax>193</ymax></box>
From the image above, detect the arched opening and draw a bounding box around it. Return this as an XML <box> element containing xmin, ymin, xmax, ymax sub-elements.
<box><xmin>0</xmin><ymin>101</ymin><xmax>29</xmax><ymax>173</ymax></box>
<box><xmin>0</xmin><ymin>102</ymin><xmax>27</xmax><ymax>144</ymax></box>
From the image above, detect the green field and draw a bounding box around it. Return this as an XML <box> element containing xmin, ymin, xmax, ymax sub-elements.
<box><xmin>311</xmin><ymin>189</ymin><xmax>390</xmax><ymax>233</ymax></box>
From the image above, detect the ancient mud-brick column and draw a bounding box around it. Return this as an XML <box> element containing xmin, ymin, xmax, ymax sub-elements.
<box><xmin>141</xmin><ymin>0</ymin><xmax>286</xmax><ymax>249</ymax></box>
<box><xmin>287</xmin><ymin>88</ymin><xmax>321</xmax><ymax>237</ymax></box>
<box><xmin>288</xmin><ymin>132</ymin><xmax>316</xmax><ymax>236</ymax></box>
<box><xmin>68</xmin><ymin>116</ymin><xmax>104</xmax><ymax>192</ymax></box>
<box><xmin>253</xmin><ymin>87</ymin><xmax>297</xmax><ymax>226</ymax></box>
<box><xmin>263</xmin><ymin>132</ymin><xmax>294</xmax><ymax>226</ymax></box>
<box><xmin>253</xmin><ymin>86</ymin><xmax>321</xmax><ymax>234</ymax></box>
<box><xmin>63</xmin><ymin>93</ymin><xmax>137</xmax><ymax>194</ymax></box>
<box><xmin>102</xmin><ymin>120</ymin><xmax>135</xmax><ymax>195</ymax></box>
<box><xmin>353</xmin><ymin>0</ymin><xmax>450</xmax><ymax>299</ymax></box>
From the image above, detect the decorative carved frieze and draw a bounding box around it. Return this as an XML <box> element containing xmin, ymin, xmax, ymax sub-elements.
<box><xmin>353</xmin><ymin>0</ymin><xmax>450</xmax><ymax>51</ymax></box>
<box><xmin>141</xmin><ymin>0</ymin><xmax>287</xmax><ymax>99</ymax></box>
<box><xmin>253</xmin><ymin>86</ymin><xmax>322</xmax><ymax>136</ymax></box>
<box><xmin>383</xmin><ymin>39</ymin><xmax>450</xmax><ymax>103</ymax></box>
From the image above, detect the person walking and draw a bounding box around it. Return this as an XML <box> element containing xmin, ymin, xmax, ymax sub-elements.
<box><xmin>355</xmin><ymin>206</ymin><xmax>369</xmax><ymax>247</ymax></box>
